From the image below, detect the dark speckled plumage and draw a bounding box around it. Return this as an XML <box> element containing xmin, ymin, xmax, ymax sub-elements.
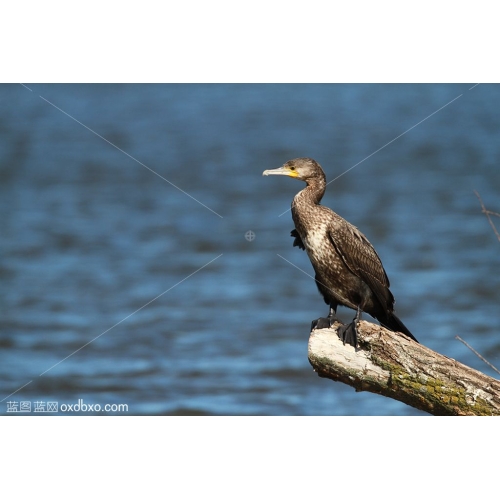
<box><xmin>264</xmin><ymin>157</ymin><xmax>417</xmax><ymax>344</ymax></box>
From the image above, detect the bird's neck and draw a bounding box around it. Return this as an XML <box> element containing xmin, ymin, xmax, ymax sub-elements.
<box><xmin>296</xmin><ymin>176</ymin><xmax>326</xmax><ymax>206</ymax></box>
<box><xmin>291</xmin><ymin>176</ymin><xmax>327</xmax><ymax>233</ymax></box>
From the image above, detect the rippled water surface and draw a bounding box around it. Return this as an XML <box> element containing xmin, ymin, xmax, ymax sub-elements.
<box><xmin>1</xmin><ymin>84</ymin><xmax>499</xmax><ymax>415</ymax></box>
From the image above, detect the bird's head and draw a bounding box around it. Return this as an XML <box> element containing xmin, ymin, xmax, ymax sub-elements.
<box><xmin>263</xmin><ymin>157</ymin><xmax>324</xmax><ymax>181</ymax></box>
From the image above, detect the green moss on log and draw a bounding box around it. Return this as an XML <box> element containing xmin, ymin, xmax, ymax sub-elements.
<box><xmin>372</xmin><ymin>355</ymin><xmax>496</xmax><ymax>416</ymax></box>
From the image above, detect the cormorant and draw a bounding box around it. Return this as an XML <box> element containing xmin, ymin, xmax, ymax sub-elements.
<box><xmin>263</xmin><ymin>157</ymin><xmax>418</xmax><ymax>347</ymax></box>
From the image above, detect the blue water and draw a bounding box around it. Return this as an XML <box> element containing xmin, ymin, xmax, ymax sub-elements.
<box><xmin>1</xmin><ymin>83</ymin><xmax>499</xmax><ymax>415</ymax></box>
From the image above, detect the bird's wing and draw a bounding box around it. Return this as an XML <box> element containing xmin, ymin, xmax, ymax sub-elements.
<box><xmin>290</xmin><ymin>229</ymin><xmax>306</xmax><ymax>250</ymax></box>
<box><xmin>327</xmin><ymin>214</ymin><xmax>393</xmax><ymax>308</ymax></box>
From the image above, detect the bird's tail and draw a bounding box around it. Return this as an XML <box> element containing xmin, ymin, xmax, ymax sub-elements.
<box><xmin>380</xmin><ymin>312</ymin><xmax>418</xmax><ymax>343</ymax></box>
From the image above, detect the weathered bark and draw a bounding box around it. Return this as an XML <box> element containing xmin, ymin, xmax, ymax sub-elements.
<box><xmin>308</xmin><ymin>321</ymin><xmax>500</xmax><ymax>415</ymax></box>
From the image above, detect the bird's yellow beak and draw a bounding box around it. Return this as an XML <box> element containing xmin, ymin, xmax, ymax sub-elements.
<box><xmin>262</xmin><ymin>166</ymin><xmax>298</xmax><ymax>178</ymax></box>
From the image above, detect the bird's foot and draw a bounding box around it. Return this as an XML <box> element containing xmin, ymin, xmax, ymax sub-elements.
<box><xmin>337</xmin><ymin>320</ymin><xmax>358</xmax><ymax>347</ymax></box>
<box><xmin>311</xmin><ymin>316</ymin><xmax>337</xmax><ymax>331</ymax></box>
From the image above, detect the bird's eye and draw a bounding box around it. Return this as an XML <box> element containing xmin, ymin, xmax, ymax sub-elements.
<box><xmin>290</xmin><ymin>166</ymin><xmax>295</xmax><ymax>171</ymax></box>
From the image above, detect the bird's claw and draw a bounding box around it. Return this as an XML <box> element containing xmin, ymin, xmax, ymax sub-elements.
<box><xmin>311</xmin><ymin>316</ymin><xmax>336</xmax><ymax>331</ymax></box>
<box><xmin>337</xmin><ymin>320</ymin><xmax>358</xmax><ymax>347</ymax></box>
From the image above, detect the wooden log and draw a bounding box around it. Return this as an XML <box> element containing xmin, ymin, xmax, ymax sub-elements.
<box><xmin>308</xmin><ymin>320</ymin><xmax>500</xmax><ymax>415</ymax></box>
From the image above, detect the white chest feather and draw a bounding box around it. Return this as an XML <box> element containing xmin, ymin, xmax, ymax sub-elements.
<box><xmin>302</xmin><ymin>224</ymin><xmax>332</xmax><ymax>264</ymax></box>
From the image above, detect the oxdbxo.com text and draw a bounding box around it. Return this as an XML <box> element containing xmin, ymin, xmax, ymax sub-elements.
<box><xmin>59</xmin><ymin>399</ymin><xmax>128</xmax><ymax>413</ymax></box>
